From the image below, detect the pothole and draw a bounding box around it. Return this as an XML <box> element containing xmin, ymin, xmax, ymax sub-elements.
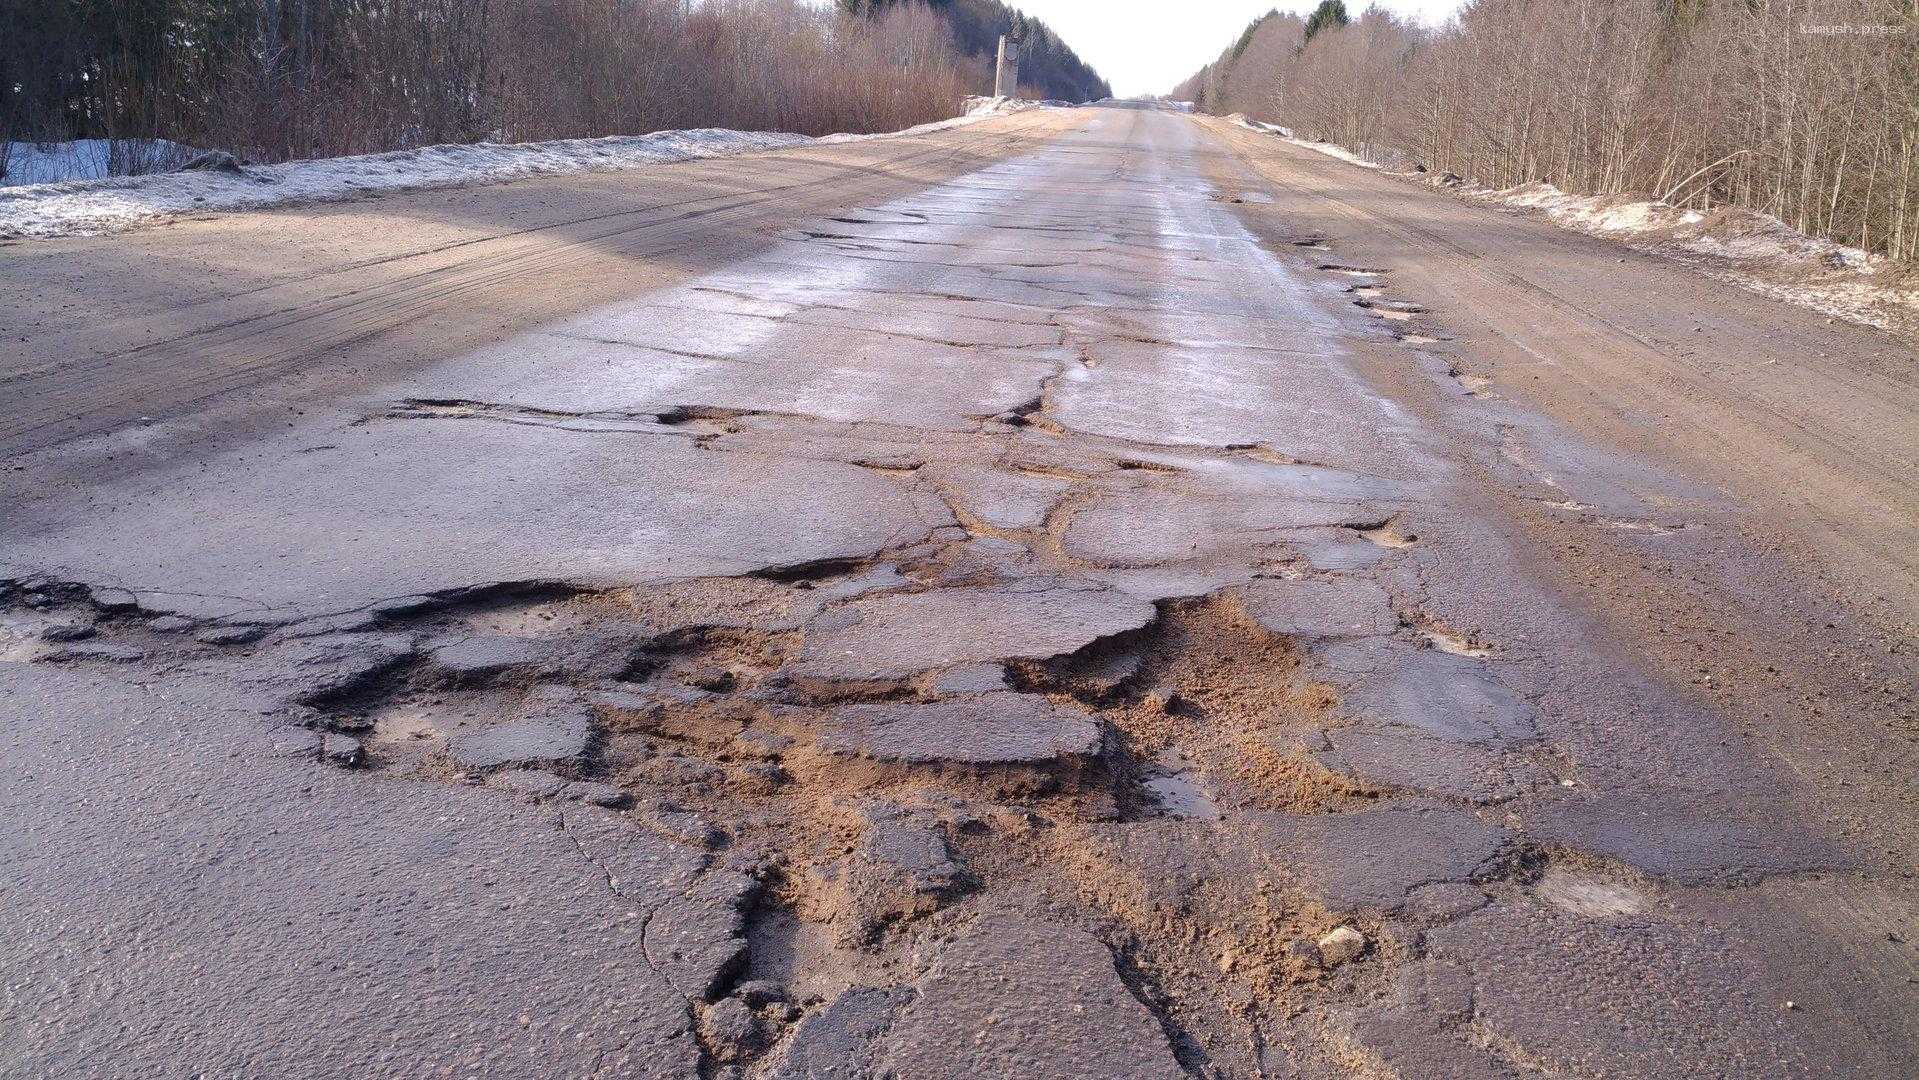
<box><xmin>1534</xmin><ymin>866</ymin><xmax>1654</xmax><ymax>918</ymax></box>
<box><xmin>1113</xmin><ymin>459</ymin><xmax>1183</xmax><ymax>475</ymax></box>
<box><xmin>92</xmin><ymin>558</ymin><xmax>1412</xmax><ymax>1074</ymax></box>
<box><xmin>1416</xmin><ymin>623</ymin><xmax>1492</xmax><ymax>658</ymax></box>
<box><xmin>1597</xmin><ymin>518</ymin><xmax>1686</xmax><ymax>535</ymax></box>
<box><xmin>1452</xmin><ymin>370</ymin><xmax>1493</xmax><ymax>397</ymax></box>
<box><xmin>366</xmin><ymin>701</ymin><xmax>459</xmax><ymax>750</ymax></box>
<box><xmin>0</xmin><ymin>612</ymin><xmax>61</xmax><ymax>661</ymax></box>
<box><xmin>1354</xmin><ymin>520</ymin><xmax>1417</xmax><ymax>549</ymax></box>
<box><xmin>1013</xmin><ymin>591</ymin><xmax>1380</xmax><ymax>816</ymax></box>
<box><xmin>1231</xmin><ymin>444</ymin><xmax>1301</xmax><ymax>466</ymax></box>
<box><xmin>739</xmin><ymin>892</ymin><xmax>912</xmax><ymax>1003</ymax></box>
<box><xmin>1019</xmin><ymin>820</ymin><xmax>1393</xmax><ymax>1016</ymax></box>
<box><xmin>1140</xmin><ymin>749</ymin><xmax>1222</xmax><ymax>821</ymax></box>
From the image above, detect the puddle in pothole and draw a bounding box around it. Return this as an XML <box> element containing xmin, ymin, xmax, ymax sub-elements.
<box><xmin>1398</xmin><ymin>333</ymin><xmax>1441</xmax><ymax>345</ymax></box>
<box><xmin>1141</xmin><ymin>750</ymin><xmax>1222</xmax><ymax>821</ymax></box>
<box><xmin>1368</xmin><ymin>308</ymin><xmax>1415</xmax><ymax>322</ymax></box>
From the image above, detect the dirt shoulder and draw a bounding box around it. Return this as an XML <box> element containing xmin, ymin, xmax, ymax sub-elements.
<box><xmin>1197</xmin><ymin>115</ymin><xmax>1919</xmax><ymax>634</ymax></box>
<box><xmin>1197</xmin><ymin>114</ymin><xmax>1918</xmax><ymax>873</ymax></box>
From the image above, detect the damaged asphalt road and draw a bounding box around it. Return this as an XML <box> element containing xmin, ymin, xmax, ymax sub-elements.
<box><xmin>2</xmin><ymin>104</ymin><xmax>1916</xmax><ymax>1078</ymax></box>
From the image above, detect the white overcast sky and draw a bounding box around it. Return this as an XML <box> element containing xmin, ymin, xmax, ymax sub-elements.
<box><xmin>1007</xmin><ymin>0</ymin><xmax>1466</xmax><ymax>97</ymax></box>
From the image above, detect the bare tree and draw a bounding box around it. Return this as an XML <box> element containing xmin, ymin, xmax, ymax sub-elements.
<box><xmin>2</xmin><ymin>0</ymin><xmax>982</xmax><ymax>172</ymax></box>
<box><xmin>1183</xmin><ymin>0</ymin><xmax>1919</xmax><ymax>263</ymax></box>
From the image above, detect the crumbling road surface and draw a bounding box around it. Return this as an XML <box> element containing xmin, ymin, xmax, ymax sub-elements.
<box><xmin>2</xmin><ymin>103</ymin><xmax>1915</xmax><ymax>1078</ymax></box>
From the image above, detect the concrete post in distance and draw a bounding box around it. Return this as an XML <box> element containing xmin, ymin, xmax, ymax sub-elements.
<box><xmin>994</xmin><ymin>35</ymin><xmax>1020</xmax><ymax>99</ymax></box>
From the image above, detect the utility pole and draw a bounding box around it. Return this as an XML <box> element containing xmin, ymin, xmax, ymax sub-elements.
<box><xmin>994</xmin><ymin>35</ymin><xmax>1020</xmax><ymax>99</ymax></box>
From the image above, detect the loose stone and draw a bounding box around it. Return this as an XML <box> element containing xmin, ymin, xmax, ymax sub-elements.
<box><xmin>1317</xmin><ymin>926</ymin><xmax>1367</xmax><ymax>967</ymax></box>
<box><xmin>322</xmin><ymin>733</ymin><xmax>365</xmax><ymax>767</ymax></box>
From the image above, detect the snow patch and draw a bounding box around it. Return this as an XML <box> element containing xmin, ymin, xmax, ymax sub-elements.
<box><xmin>1467</xmin><ymin>179</ymin><xmax>1909</xmax><ymax>329</ymax></box>
<box><xmin>822</xmin><ymin>96</ymin><xmax>1035</xmax><ymax>144</ymax></box>
<box><xmin>3</xmin><ymin>139</ymin><xmax>196</xmax><ymax>186</ymax></box>
<box><xmin>1227</xmin><ymin>113</ymin><xmax>1292</xmax><ymax>138</ymax></box>
<box><xmin>0</xmin><ymin>130</ymin><xmax>804</xmax><ymax>240</ymax></box>
<box><xmin>960</xmin><ymin>96</ymin><xmax>1041</xmax><ymax>117</ymax></box>
<box><xmin>1285</xmin><ymin>138</ymin><xmax>1380</xmax><ymax>169</ymax></box>
<box><xmin>1222</xmin><ymin>112</ymin><xmax>1913</xmax><ymax>331</ymax></box>
<box><xmin>0</xmin><ymin>99</ymin><xmax>1046</xmax><ymax>241</ymax></box>
<box><xmin>1227</xmin><ymin>114</ymin><xmax>1380</xmax><ymax>170</ymax></box>
<box><xmin>1493</xmin><ymin>181</ymin><xmax>1704</xmax><ymax>235</ymax></box>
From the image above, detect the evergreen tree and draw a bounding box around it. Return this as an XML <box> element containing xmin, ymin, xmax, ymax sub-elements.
<box><xmin>1302</xmin><ymin>0</ymin><xmax>1349</xmax><ymax>45</ymax></box>
<box><xmin>842</xmin><ymin>0</ymin><xmax>1111</xmax><ymax>102</ymax></box>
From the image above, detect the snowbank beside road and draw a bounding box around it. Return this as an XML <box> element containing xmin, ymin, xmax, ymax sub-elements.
<box><xmin>1469</xmin><ymin>180</ymin><xmax>1905</xmax><ymax>329</ymax></box>
<box><xmin>0</xmin><ymin>130</ymin><xmax>804</xmax><ymax>239</ymax></box>
<box><xmin>1487</xmin><ymin>180</ymin><xmax>1872</xmax><ymax>271</ymax></box>
<box><xmin>0</xmin><ymin>98</ymin><xmax>1038</xmax><ymax>241</ymax></box>
<box><xmin>1222</xmin><ymin>113</ymin><xmax>1912</xmax><ymax>332</ymax></box>
<box><xmin>1287</xmin><ymin>138</ymin><xmax>1379</xmax><ymax>170</ymax></box>
<box><xmin>1227</xmin><ymin>114</ymin><xmax>1379</xmax><ymax>170</ymax></box>
<box><xmin>1493</xmin><ymin>180</ymin><xmax>1704</xmax><ymax>235</ymax></box>
<box><xmin>1226</xmin><ymin>114</ymin><xmax>1287</xmax><ymax>137</ymax></box>
<box><xmin>822</xmin><ymin>96</ymin><xmax>1037</xmax><ymax>144</ymax></box>
<box><xmin>4</xmin><ymin>139</ymin><xmax>197</xmax><ymax>186</ymax></box>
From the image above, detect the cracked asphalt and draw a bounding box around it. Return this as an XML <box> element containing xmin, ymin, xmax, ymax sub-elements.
<box><xmin>2</xmin><ymin>103</ymin><xmax>1915</xmax><ymax>1078</ymax></box>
